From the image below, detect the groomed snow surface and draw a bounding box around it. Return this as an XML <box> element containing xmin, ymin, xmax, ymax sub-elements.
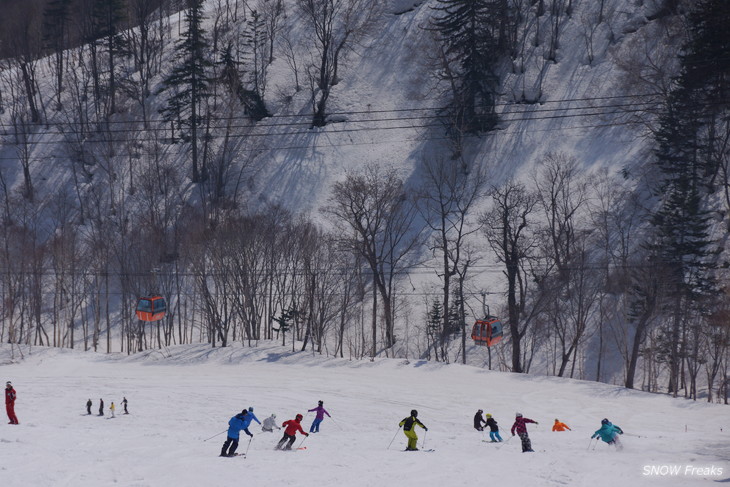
<box><xmin>0</xmin><ymin>343</ymin><xmax>727</xmax><ymax>487</ymax></box>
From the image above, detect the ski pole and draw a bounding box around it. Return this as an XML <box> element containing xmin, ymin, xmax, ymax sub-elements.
<box><xmin>496</xmin><ymin>434</ymin><xmax>514</xmax><ymax>450</ymax></box>
<box><xmin>203</xmin><ymin>430</ymin><xmax>228</xmax><ymax>442</ymax></box>
<box><xmin>586</xmin><ymin>438</ymin><xmax>594</xmax><ymax>451</ymax></box>
<box><xmin>422</xmin><ymin>429</ymin><xmax>428</xmax><ymax>450</ymax></box>
<box><xmin>244</xmin><ymin>436</ymin><xmax>253</xmax><ymax>456</ymax></box>
<box><xmin>387</xmin><ymin>426</ymin><xmax>402</xmax><ymax>450</ymax></box>
<box><xmin>295</xmin><ymin>434</ymin><xmax>309</xmax><ymax>450</ymax></box>
<box><xmin>330</xmin><ymin>416</ymin><xmax>344</xmax><ymax>431</ymax></box>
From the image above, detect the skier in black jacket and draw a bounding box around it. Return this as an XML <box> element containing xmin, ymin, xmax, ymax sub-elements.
<box><xmin>485</xmin><ymin>413</ymin><xmax>503</xmax><ymax>442</ymax></box>
<box><xmin>474</xmin><ymin>409</ymin><xmax>486</xmax><ymax>431</ymax></box>
<box><xmin>398</xmin><ymin>410</ymin><xmax>427</xmax><ymax>451</ymax></box>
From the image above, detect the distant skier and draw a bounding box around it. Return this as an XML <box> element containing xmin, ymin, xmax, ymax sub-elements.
<box><xmin>473</xmin><ymin>409</ymin><xmax>486</xmax><ymax>431</ymax></box>
<box><xmin>510</xmin><ymin>412</ymin><xmax>538</xmax><ymax>452</ymax></box>
<box><xmin>86</xmin><ymin>399</ymin><xmax>92</xmax><ymax>415</ymax></box>
<box><xmin>552</xmin><ymin>419</ymin><xmax>571</xmax><ymax>432</ymax></box>
<box><xmin>98</xmin><ymin>398</ymin><xmax>104</xmax><ymax>416</ymax></box>
<box><xmin>241</xmin><ymin>406</ymin><xmax>261</xmax><ymax>431</ymax></box>
<box><xmin>398</xmin><ymin>409</ymin><xmax>427</xmax><ymax>451</ymax></box>
<box><xmin>308</xmin><ymin>400</ymin><xmax>331</xmax><ymax>433</ymax></box>
<box><xmin>591</xmin><ymin>418</ymin><xmax>624</xmax><ymax>449</ymax></box>
<box><xmin>275</xmin><ymin>413</ymin><xmax>309</xmax><ymax>450</ymax></box>
<box><xmin>122</xmin><ymin>397</ymin><xmax>129</xmax><ymax>414</ymax></box>
<box><xmin>262</xmin><ymin>414</ymin><xmax>281</xmax><ymax>433</ymax></box>
<box><xmin>5</xmin><ymin>381</ymin><xmax>18</xmax><ymax>425</ymax></box>
<box><xmin>110</xmin><ymin>402</ymin><xmax>116</xmax><ymax>418</ymax></box>
<box><xmin>220</xmin><ymin>410</ymin><xmax>253</xmax><ymax>457</ymax></box>
<box><xmin>485</xmin><ymin>413</ymin><xmax>503</xmax><ymax>442</ymax></box>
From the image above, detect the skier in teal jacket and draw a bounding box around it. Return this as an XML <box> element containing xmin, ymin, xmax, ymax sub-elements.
<box><xmin>592</xmin><ymin>418</ymin><xmax>624</xmax><ymax>447</ymax></box>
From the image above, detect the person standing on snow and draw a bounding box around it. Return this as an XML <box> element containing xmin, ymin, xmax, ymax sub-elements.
<box><xmin>220</xmin><ymin>410</ymin><xmax>253</xmax><ymax>457</ymax></box>
<box><xmin>275</xmin><ymin>413</ymin><xmax>309</xmax><ymax>450</ymax></box>
<box><xmin>110</xmin><ymin>402</ymin><xmax>116</xmax><ymax>418</ymax></box>
<box><xmin>510</xmin><ymin>412</ymin><xmax>538</xmax><ymax>452</ymax></box>
<box><xmin>485</xmin><ymin>413</ymin><xmax>503</xmax><ymax>442</ymax></box>
<box><xmin>86</xmin><ymin>399</ymin><xmax>92</xmax><ymax>415</ymax></box>
<box><xmin>308</xmin><ymin>400</ymin><xmax>331</xmax><ymax>433</ymax></box>
<box><xmin>262</xmin><ymin>414</ymin><xmax>281</xmax><ymax>433</ymax></box>
<box><xmin>474</xmin><ymin>409</ymin><xmax>486</xmax><ymax>431</ymax></box>
<box><xmin>122</xmin><ymin>397</ymin><xmax>129</xmax><ymax>414</ymax></box>
<box><xmin>591</xmin><ymin>418</ymin><xmax>623</xmax><ymax>448</ymax></box>
<box><xmin>399</xmin><ymin>409</ymin><xmax>427</xmax><ymax>451</ymax></box>
<box><xmin>98</xmin><ymin>398</ymin><xmax>104</xmax><ymax>416</ymax></box>
<box><xmin>552</xmin><ymin>419</ymin><xmax>571</xmax><ymax>432</ymax></box>
<box><xmin>5</xmin><ymin>381</ymin><xmax>18</xmax><ymax>425</ymax></box>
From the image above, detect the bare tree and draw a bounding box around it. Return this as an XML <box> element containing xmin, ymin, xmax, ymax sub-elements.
<box><xmin>326</xmin><ymin>165</ymin><xmax>424</xmax><ymax>357</ymax></box>
<box><xmin>481</xmin><ymin>180</ymin><xmax>544</xmax><ymax>373</ymax></box>
<box><xmin>419</xmin><ymin>157</ymin><xmax>486</xmax><ymax>363</ymax></box>
<box><xmin>296</xmin><ymin>0</ymin><xmax>381</xmax><ymax>126</ymax></box>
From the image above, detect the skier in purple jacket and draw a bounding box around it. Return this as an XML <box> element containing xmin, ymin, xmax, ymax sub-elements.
<box><xmin>307</xmin><ymin>400</ymin><xmax>331</xmax><ymax>433</ymax></box>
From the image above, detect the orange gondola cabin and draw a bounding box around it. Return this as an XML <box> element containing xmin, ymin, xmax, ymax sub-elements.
<box><xmin>135</xmin><ymin>295</ymin><xmax>167</xmax><ymax>322</ymax></box>
<box><xmin>471</xmin><ymin>317</ymin><xmax>503</xmax><ymax>347</ymax></box>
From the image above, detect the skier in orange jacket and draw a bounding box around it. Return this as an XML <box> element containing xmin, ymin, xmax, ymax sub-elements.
<box><xmin>552</xmin><ymin>419</ymin><xmax>571</xmax><ymax>431</ymax></box>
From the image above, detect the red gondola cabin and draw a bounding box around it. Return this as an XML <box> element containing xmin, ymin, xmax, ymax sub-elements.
<box><xmin>135</xmin><ymin>295</ymin><xmax>167</xmax><ymax>322</ymax></box>
<box><xmin>471</xmin><ymin>318</ymin><xmax>503</xmax><ymax>347</ymax></box>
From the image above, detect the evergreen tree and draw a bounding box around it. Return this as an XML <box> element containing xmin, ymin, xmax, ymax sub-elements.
<box><xmin>158</xmin><ymin>0</ymin><xmax>213</xmax><ymax>183</ymax></box>
<box><xmin>431</xmin><ymin>0</ymin><xmax>511</xmax><ymax>133</ymax></box>
<box><xmin>647</xmin><ymin>0</ymin><xmax>726</xmax><ymax>394</ymax></box>
<box><xmin>426</xmin><ymin>300</ymin><xmax>443</xmax><ymax>361</ymax></box>
<box><xmin>42</xmin><ymin>0</ymin><xmax>73</xmax><ymax>110</ymax></box>
<box><xmin>91</xmin><ymin>0</ymin><xmax>127</xmax><ymax>114</ymax></box>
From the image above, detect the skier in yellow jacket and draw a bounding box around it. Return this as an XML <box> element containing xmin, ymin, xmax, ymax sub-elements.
<box><xmin>398</xmin><ymin>410</ymin><xmax>427</xmax><ymax>451</ymax></box>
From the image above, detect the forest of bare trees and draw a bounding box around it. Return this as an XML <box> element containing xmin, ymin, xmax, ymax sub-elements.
<box><xmin>0</xmin><ymin>0</ymin><xmax>728</xmax><ymax>404</ymax></box>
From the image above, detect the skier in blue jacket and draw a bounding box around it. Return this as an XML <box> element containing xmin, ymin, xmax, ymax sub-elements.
<box><xmin>220</xmin><ymin>410</ymin><xmax>254</xmax><ymax>457</ymax></box>
<box><xmin>241</xmin><ymin>406</ymin><xmax>261</xmax><ymax>430</ymax></box>
<box><xmin>591</xmin><ymin>418</ymin><xmax>624</xmax><ymax>448</ymax></box>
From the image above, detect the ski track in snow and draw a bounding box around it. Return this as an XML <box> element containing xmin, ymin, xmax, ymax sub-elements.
<box><xmin>0</xmin><ymin>343</ymin><xmax>728</xmax><ymax>487</ymax></box>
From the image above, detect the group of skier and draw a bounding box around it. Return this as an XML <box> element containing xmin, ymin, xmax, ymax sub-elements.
<box><xmin>6</xmin><ymin>378</ymin><xmax>624</xmax><ymax>456</ymax></box>
<box><xmin>85</xmin><ymin>397</ymin><xmax>129</xmax><ymax>417</ymax></box>
<box><xmin>220</xmin><ymin>400</ymin><xmax>332</xmax><ymax>456</ymax></box>
<box><xmin>473</xmin><ymin>410</ymin><xmax>623</xmax><ymax>453</ymax></box>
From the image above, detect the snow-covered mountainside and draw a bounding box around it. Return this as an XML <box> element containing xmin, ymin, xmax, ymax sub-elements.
<box><xmin>1</xmin><ymin>0</ymin><xmax>727</xmax><ymax>398</ymax></box>
<box><xmin>0</xmin><ymin>343</ymin><xmax>727</xmax><ymax>486</ymax></box>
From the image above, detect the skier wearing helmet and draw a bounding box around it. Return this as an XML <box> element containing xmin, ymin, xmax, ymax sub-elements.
<box><xmin>510</xmin><ymin>412</ymin><xmax>538</xmax><ymax>452</ymax></box>
<box><xmin>240</xmin><ymin>406</ymin><xmax>261</xmax><ymax>431</ymax></box>
<box><xmin>275</xmin><ymin>414</ymin><xmax>309</xmax><ymax>450</ymax></box>
<box><xmin>262</xmin><ymin>414</ymin><xmax>281</xmax><ymax>433</ymax></box>
<box><xmin>399</xmin><ymin>409</ymin><xmax>427</xmax><ymax>451</ymax></box>
<box><xmin>591</xmin><ymin>418</ymin><xmax>624</xmax><ymax>449</ymax></box>
<box><xmin>485</xmin><ymin>413</ymin><xmax>503</xmax><ymax>442</ymax></box>
<box><xmin>307</xmin><ymin>400</ymin><xmax>331</xmax><ymax>433</ymax></box>
<box><xmin>220</xmin><ymin>409</ymin><xmax>252</xmax><ymax>457</ymax></box>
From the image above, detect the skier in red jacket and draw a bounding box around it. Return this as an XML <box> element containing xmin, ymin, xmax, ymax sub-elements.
<box><xmin>5</xmin><ymin>381</ymin><xmax>18</xmax><ymax>425</ymax></box>
<box><xmin>275</xmin><ymin>413</ymin><xmax>309</xmax><ymax>450</ymax></box>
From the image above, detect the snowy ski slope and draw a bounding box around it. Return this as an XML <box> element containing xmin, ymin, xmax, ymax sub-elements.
<box><xmin>0</xmin><ymin>343</ymin><xmax>727</xmax><ymax>486</ymax></box>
